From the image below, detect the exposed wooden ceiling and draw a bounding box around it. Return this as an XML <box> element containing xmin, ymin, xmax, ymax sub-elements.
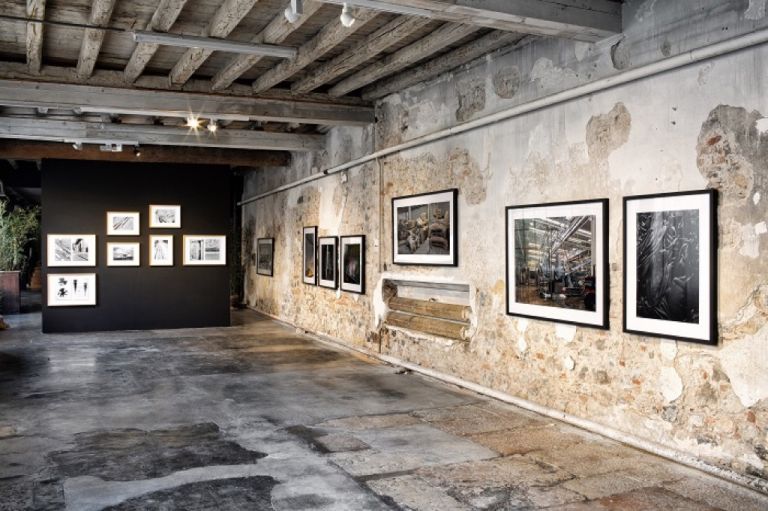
<box><xmin>0</xmin><ymin>0</ymin><xmax>621</xmax><ymax>161</ymax></box>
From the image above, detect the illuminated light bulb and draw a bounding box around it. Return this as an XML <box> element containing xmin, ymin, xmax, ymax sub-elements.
<box><xmin>340</xmin><ymin>3</ymin><xmax>355</xmax><ymax>27</ymax></box>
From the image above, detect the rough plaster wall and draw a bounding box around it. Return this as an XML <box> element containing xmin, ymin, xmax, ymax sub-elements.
<box><xmin>244</xmin><ymin>0</ymin><xmax>768</xmax><ymax>489</ymax></box>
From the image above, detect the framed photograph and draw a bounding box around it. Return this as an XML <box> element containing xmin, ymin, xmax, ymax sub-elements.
<box><xmin>149</xmin><ymin>205</ymin><xmax>181</xmax><ymax>228</ymax></box>
<box><xmin>150</xmin><ymin>235</ymin><xmax>174</xmax><ymax>266</ymax></box>
<box><xmin>623</xmin><ymin>190</ymin><xmax>717</xmax><ymax>344</ymax></box>
<box><xmin>183</xmin><ymin>235</ymin><xmax>226</xmax><ymax>266</ymax></box>
<box><xmin>47</xmin><ymin>273</ymin><xmax>96</xmax><ymax>307</ymax></box>
<box><xmin>256</xmin><ymin>238</ymin><xmax>274</xmax><ymax>277</ymax></box>
<box><xmin>47</xmin><ymin>234</ymin><xmax>96</xmax><ymax>267</ymax></box>
<box><xmin>340</xmin><ymin>235</ymin><xmax>365</xmax><ymax>294</ymax></box>
<box><xmin>107</xmin><ymin>242</ymin><xmax>140</xmax><ymax>267</ymax></box>
<box><xmin>392</xmin><ymin>188</ymin><xmax>458</xmax><ymax>266</ymax></box>
<box><xmin>303</xmin><ymin>226</ymin><xmax>317</xmax><ymax>285</ymax></box>
<box><xmin>506</xmin><ymin>199</ymin><xmax>609</xmax><ymax>329</ymax></box>
<box><xmin>318</xmin><ymin>236</ymin><xmax>338</xmax><ymax>289</ymax></box>
<box><xmin>107</xmin><ymin>211</ymin><xmax>140</xmax><ymax>236</ymax></box>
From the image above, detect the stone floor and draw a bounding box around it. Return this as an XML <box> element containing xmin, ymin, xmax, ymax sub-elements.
<box><xmin>1</xmin><ymin>310</ymin><xmax>767</xmax><ymax>510</ymax></box>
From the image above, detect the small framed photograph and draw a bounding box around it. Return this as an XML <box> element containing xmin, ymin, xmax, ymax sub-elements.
<box><xmin>107</xmin><ymin>211</ymin><xmax>140</xmax><ymax>236</ymax></box>
<box><xmin>150</xmin><ymin>235</ymin><xmax>174</xmax><ymax>266</ymax></box>
<box><xmin>392</xmin><ymin>188</ymin><xmax>458</xmax><ymax>266</ymax></box>
<box><xmin>149</xmin><ymin>205</ymin><xmax>181</xmax><ymax>228</ymax></box>
<box><xmin>318</xmin><ymin>236</ymin><xmax>338</xmax><ymax>289</ymax></box>
<box><xmin>623</xmin><ymin>190</ymin><xmax>717</xmax><ymax>344</ymax></box>
<box><xmin>256</xmin><ymin>238</ymin><xmax>274</xmax><ymax>276</ymax></box>
<box><xmin>183</xmin><ymin>235</ymin><xmax>226</xmax><ymax>266</ymax></box>
<box><xmin>340</xmin><ymin>235</ymin><xmax>365</xmax><ymax>294</ymax></box>
<box><xmin>47</xmin><ymin>234</ymin><xmax>96</xmax><ymax>267</ymax></box>
<box><xmin>107</xmin><ymin>242</ymin><xmax>140</xmax><ymax>267</ymax></box>
<box><xmin>303</xmin><ymin>226</ymin><xmax>317</xmax><ymax>285</ymax></box>
<box><xmin>47</xmin><ymin>273</ymin><xmax>96</xmax><ymax>307</ymax></box>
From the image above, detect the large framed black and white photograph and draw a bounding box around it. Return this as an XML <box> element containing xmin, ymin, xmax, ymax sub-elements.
<box><xmin>318</xmin><ymin>236</ymin><xmax>338</xmax><ymax>289</ymax></box>
<box><xmin>47</xmin><ymin>234</ymin><xmax>97</xmax><ymax>267</ymax></box>
<box><xmin>392</xmin><ymin>188</ymin><xmax>458</xmax><ymax>266</ymax></box>
<box><xmin>183</xmin><ymin>235</ymin><xmax>226</xmax><ymax>266</ymax></box>
<box><xmin>506</xmin><ymin>199</ymin><xmax>609</xmax><ymax>329</ymax></box>
<box><xmin>256</xmin><ymin>238</ymin><xmax>274</xmax><ymax>277</ymax></box>
<box><xmin>47</xmin><ymin>273</ymin><xmax>96</xmax><ymax>307</ymax></box>
<box><xmin>340</xmin><ymin>235</ymin><xmax>365</xmax><ymax>294</ymax></box>
<box><xmin>302</xmin><ymin>226</ymin><xmax>317</xmax><ymax>285</ymax></box>
<box><xmin>623</xmin><ymin>190</ymin><xmax>717</xmax><ymax>344</ymax></box>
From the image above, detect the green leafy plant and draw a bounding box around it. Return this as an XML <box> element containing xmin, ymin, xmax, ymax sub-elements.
<box><xmin>0</xmin><ymin>202</ymin><xmax>40</xmax><ymax>272</ymax></box>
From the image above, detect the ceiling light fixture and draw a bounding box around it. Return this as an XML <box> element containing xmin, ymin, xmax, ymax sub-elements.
<box><xmin>72</xmin><ymin>141</ymin><xmax>83</xmax><ymax>151</ymax></box>
<box><xmin>99</xmin><ymin>143</ymin><xmax>123</xmax><ymax>152</ymax></box>
<box><xmin>207</xmin><ymin>119</ymin><xmax>218</xmax><ymax>133</ymax></box>
<box><xmin>133</xmin><ymin>145</ymin><xmax>142</xmax><ymax>157</ymax></box>
<box><xmin>284</xmin><ymin>0</ymin><xmax>303</xmax><ymax>23</ymax></box>
<box><xmin>186</xmin><ymin>115</ymin><xmax>201</xmax><ymax>129</ymax></box>
<box><xmin>131</xmin><ymin>31</ymin><xmax>297</xmax><ymax>59</ymax></box>
<box><xmin>324</xmin><ymin>0</ymin><xmax>432</xmax><ymax>18</ymax></box>
<box><xmin>340</xmin><ymin>3</ymin><xmax>356</xmax><ymax>27</ymax></box>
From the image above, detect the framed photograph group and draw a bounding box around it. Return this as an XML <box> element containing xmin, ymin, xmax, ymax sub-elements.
<box><xmin>318</xmin><ymin>236</ymin><xmax>338</xmax><ymax>289</ymax></box>
<box><xmin>303</xmin><ymin>226</ymin><xmax>317</xmax><ymax>285</ymax></box>
<box><xmin>256</xmin><ymin>238</ymin><xmax>274</xmax><ymax>277</ymax></box>
<box><xmin>340</xmin><ymin>235</ymin><xmax>365</xmax><ymax>294</ymax></box>
<box><xmin>392</xmin><ymin>188</ymin><xmax>458</xmax><ymax>266</ymax></box>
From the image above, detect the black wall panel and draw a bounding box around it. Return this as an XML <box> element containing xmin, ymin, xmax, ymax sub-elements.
<box><xmin>42</xmin><ymin>160</ymin><xmax>231</xmax><ymax>333</ymax></box>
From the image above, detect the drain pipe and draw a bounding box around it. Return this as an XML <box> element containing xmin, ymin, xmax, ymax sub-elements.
<box><xmin>239</xmin><ymin>26</ymin><xmax>768</xmax><ymax>207</ymax></box>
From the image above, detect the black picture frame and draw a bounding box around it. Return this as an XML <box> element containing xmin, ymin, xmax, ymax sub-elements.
<box><xmin>623</xmin><ymin>189</ymin><xmax>718</xmax><ymax>345</ymax></box>
<box><xmin>505</xmin><ymin>198</ymin><xmax>610</xmax><ymax>329</ymax></box>
<box><xmin>392</xmin><ymin>188</ymin><xmax>458</xmax><ymax>266</ymax></box>
<box><xmin>340</xmin><ymin>235</ymin><xmax>365</xmax><ymax>295</ymax></box>
<box><xmin>256</xmin><ymin>237</ymin><xmax>274</xmax><ymax>277</ymax></box>
<box><xmin>318</xmin><ymin>236</ymin><xmax>338</xmax><ymax>289</ymax></box>
<box><xmin>302</xmin><ymin>226</ymin><xmax>317</xmax><ymax>286</ymax></box>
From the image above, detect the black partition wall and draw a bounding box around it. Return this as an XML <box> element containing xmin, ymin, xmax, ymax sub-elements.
<box><xmin>42</xmin><ymin>160</ymin><xmax>231</xmax><ymax>333</ymax></box>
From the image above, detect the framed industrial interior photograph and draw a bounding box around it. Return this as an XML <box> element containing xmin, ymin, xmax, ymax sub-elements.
<box><xmin>318</xmin><ymin>236</ymin><xmax>338</xmax><ymax>289</ymax></box>
<box><xmin>392</xmin><ymin>188</ymin><xmax>458</xmax><ymax>266</ymax></box>
<box><xmin>302</xmin><ymin>226</ymin><xmax>317</xmax><ymax>285</ymax></box>
<box><xmin>623</xmin><ymin>190</ymin><xmax>717</xmax><ymax>344</ymax></box>
<box><xmin>47</xmin><ymin>273</ymin><xmax>97</xmax><ymax>307</ymax></box>
<box><xmin>340</xmin><ymin>235</ymin><xmax>365</xmax><ymax>294</ymax></box>
<box><xmin>183</xmin><ymin>235</ymin><xmax>226</xmax><ymax>266</ymax></box>
<box><xmin>506</xmin><ymin>199</ymin><xmax>609</xmax><ymax>329</ymax></box>
<box><xmin>256</xmin><ymin>237</ymin><xmax>274</xmax><ymax>276</ymax></box>
<box><xmin>107</xmin><ymin>242</ymin><xmax>140</xmax><ymax>267</ymax></box>
<box><xmin>47</xmin><ymin>234</ymin><xmax>97</xmax><ymax>267</ymax></box>
<box><xmin>149</xmin><ymin>235</ymin><xmax>173</xmax><ymax>266</ymax></box>
<box><xmin>149</xmin><ymin>205</ymin><xmax>181</xmax><ymax>228</ymax></box>
<box><xmin>107</xmin><ymin>211</ymin><xmax>140</xmax><ymax>236</ymax></box>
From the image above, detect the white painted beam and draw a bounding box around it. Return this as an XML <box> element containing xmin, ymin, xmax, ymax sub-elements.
<box><xmin>125</xmin><ymin>0</ymin><xmax>189</xmax><ymax>83</ymax></box>
<box><xmin>76</xmin><ymin>0</ymin><xmax>118</xmax><ymax>80</ymax></box>
<box><xmin>26</xmin><ymin>0</ymin><xmax>46</xmax><ymax>74</ymax></box>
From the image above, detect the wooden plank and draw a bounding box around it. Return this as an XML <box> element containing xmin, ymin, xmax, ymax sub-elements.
<box><xmin>76</xmin><ymin>0</ymin><xmax>118</xmax><ymax>80</ymax></box>
<box><xmin>363</xmin><ymin>31</ymin><xmax>528</xmax><ymax>100</ymax></box>
<box><xmin>389</xmin><ymin>296</ymin><xmax>470</xmax><ymax>322</ymax></box>
<box><xmin>211</xmin><ymin>0</ymin><xmax>323</xmax><ymax>91</ymax></box>
<box><xmin>26</xmin><ymin>0</ymin><xmax>46</xmax><ymax>74</ymax></box>
<box><xmin>386</xmin><ymin>311</ymin><xmax>469</xmax><ymax>341</ymax></box>
<box><xmin>0</xmin><ymin>140</ymin><xmax>291</xmax><ymax>166</ymax></box>
<box><xmin>169</xmin><ymin>0</ymin><xmax>260</xmax><ymax>86</ymax></box>
<box><xmin>0</xmin><ymin>117</ymin><xmax>325</xmax><ymax>152</ymax></box>
<box><xmin>124</xmin><ymin>0</ymin><xmax>190</xmax><ymax>83</ymax></box>
<box><xmin>291</xmin><ymin>15</ymin><xmax>429</xmax><ymax>94</ymax></box>
<box><xmin>329</xmin><ymin>23</ymin><xmax>478</xmax><ymax>97</ymax></box>
<box><xmin>0</xmin><ymin>79</ymin><xmax>374</xmax><ymax>126</ymax></box>
<box><xmin>251</xmin><ymin>7</ymin><xmax>379</xmax><ymax>94</ymax></box>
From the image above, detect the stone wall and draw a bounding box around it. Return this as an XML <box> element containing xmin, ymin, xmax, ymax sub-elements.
<box><xmin>243</xmin><ymin>0</ymin><xmax>768</xmax><ymax>489</ymax></box>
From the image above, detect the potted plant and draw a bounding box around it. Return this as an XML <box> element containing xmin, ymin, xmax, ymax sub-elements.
<box><xmin>0</xmin><ymin>202</ymin><xmax>40</xmax><ymax>315</ymax></box>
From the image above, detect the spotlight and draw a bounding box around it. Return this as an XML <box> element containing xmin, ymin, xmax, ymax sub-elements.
<box><xmin>340</xmin><ymin>3</ymin><xmax>356</xmax><ymax>27</ymax></box>
<box><xmin>207</xmin><ymin>119</ymin><xmax>218</xmax><ymax>133</ymax></box>
<box><xmin>284</xmin><ymin>0</ymin><xmax>303</xmax><ymax>23</ymax></box>
<box><xmin>185</xmin><ymin>114</ymin><xmax>201</xmax><ymax>129</ymax></box>
<box><xmin>72</xmin><ymin>141</ymin><xmax>83</xmax><ymax>151</ymax></box>
<box><xmin>134</xmin><ymin>146</ymin><xmax>142</xmax><ymax>157</ymax></box>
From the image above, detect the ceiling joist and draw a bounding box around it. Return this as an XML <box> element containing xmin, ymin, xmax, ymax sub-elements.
<box><xmin>124</xmin><ymin>0</ymin><xmax>189</xmax><ymax>83</ymax></box>
<box><xmin>25</xmin><ymin>0</ymin><xmax>45</xmax><ymax>74</ymax></box>
<box><xmin>76</xmin><ymin>0</ymin><xmax>117</xmax><ymax>80</ymax></box>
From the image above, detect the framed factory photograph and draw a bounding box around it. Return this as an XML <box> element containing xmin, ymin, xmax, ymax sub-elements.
<box><xmin>318</xmin><ymin>236</ymin><xmax>338</xmax><ymax>289</ymax></box>
<box><xmin>623</xmin><ymin>190</ymin><xmax>717</xmax><ymax>344</ymax></box>
<box><xmin>107</xmin><ymin>211</ymin><xmax>140</xmax><ymax>236</ymax></box>
<box><xmin>302</xmin><ymin>226</ymin><xmax>317</xmax><ymax>285</ymax></box>
<box><xmin>392</xmin><ymin>188</ymin><xmax>458</xmax><ymax>266</ymax></box>
<box><xmin>340</xmin><ymin>235</ymin><xmax>365</xmax><ymax>294</ymax></box>
<box><xmin>256</xmin><ymin>238</ymin><xmax>274</xmax><ymax>277</ymax></box>
<box><xmin>47</xmin><ymin>234</ymin><xmax>96</xmax><ymax>267</ymax></box>
<box><xmin>506</xmin><ymin>199</ymin><xmax>609</xmax><ymax>329</ymax></box>
<box><xmin>183</xmin><ymin>235</ymin><xmax>226</xmax><ymax>266</ymax></box>
<box><xmin>149</xmin><ymin>235</ymin><xmax>173</xmax><ymax>266</ymax></box>
<box><xmin>149</xmin><ymin>205</ymin><xmax>181</xmax><ymax>228</ymax></box>
<box><xmin>47</xmin><ymin>273</ymin><xmax>97</xmax><ymax>307</ymax></box>
<box><xmin>107</xmin><ymin>242</ymin><xmax>140</xmax><ymax>267</ymax></box>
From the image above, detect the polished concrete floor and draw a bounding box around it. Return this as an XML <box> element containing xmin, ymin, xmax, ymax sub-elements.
<box><xmin>1</xmin><ymin>310</ymin><xmax>767</xmax><ymax>510</ymax></box>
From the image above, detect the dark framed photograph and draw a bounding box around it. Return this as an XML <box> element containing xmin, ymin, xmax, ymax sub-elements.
<box><xmin>302</xmin><ymin>226</ymin><xmax>317</xmax><ymax>285</ymax></box>
<box><xmin>318</xmin><ymin>236</ymin><xmax>338</xmax><ymax>289</ymax></box>
<box><xmin>506</xmin><ymin>199</ymin><xmax>609</xmax><ymax>329</ymax></box>
<box><xmin>340</xmin><ymin>235</ymin><xmax>365</xmax><ymax>294</ymax></box>
<box><xmin>256</xmin><ymin>238</ymin><xmax>274</xmax><ymax>277</ymax></box>
<box><xmin>623</xmin><ymin>189</ymin><xmax>717</xmax><ymax>344</ymax></box>
<box><xmin>392</xmin><ymin>188</ymin><xmax>458</xmax><ymax>266</ymax></box>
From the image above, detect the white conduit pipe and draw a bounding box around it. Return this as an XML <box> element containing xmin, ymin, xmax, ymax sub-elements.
<box><xmin>239</xmin><ymin>26</ymin><xmax>768</xmax><ymax>207</ymax></box>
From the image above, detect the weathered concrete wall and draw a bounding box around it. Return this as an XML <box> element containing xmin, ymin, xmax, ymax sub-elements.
<box><xmin>243</xmin><ymin>0</ymin><xmax>768</xmax><ymax>489</ymax></box>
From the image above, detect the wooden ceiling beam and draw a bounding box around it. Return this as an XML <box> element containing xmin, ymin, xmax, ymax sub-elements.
<box><xmin>291</xmin><ymin>15</ymin><xmax>429</xmax><ymax>94</ymax></box>
<box><xmin>328</xmin><ymin>22</ymin><xmax>478</xmax><ymax>97</ymax></box>
<box><xmin>169</xmin><ymin>0</ymin><xmax>260</xmax><ymax>86</ymax></box>
<box><xmin>76</xmin><ymin>0</ymin><xmax>118</xmax><ymax>80</ymax></box>
<box><xmin>125</xmin><ymin>0</ymin><xmax>190</xmax><ymax>83</ymax></box>
<box><xmin>211</xmin><ymin>0</ymin><xmax>323</xmax><ymax>91</ymax></box>
<box><xmin>25</xmin><ymin>0</ymin><xmax>46</xmax><ymax>74</ymax></box>
<box><xmin>251</xmin><ymin>7</ymin><xmax>379</xmax><ymax>94</ymax></box>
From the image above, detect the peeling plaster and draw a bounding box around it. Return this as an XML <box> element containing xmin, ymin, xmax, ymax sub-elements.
<box><xmin>516</xmin><ymin>318</ymin><xmax>528</xmax><ymax>333</ymax></box>
<box><xmin>517</xmin><ymin>337</ymin><xmax>528</xmax><ymax>354</ymax></box>
<box><xmin>721</xmin><ymin>323</ymin><xmax>768</xmax><ymax>407</ymax></box>
<box><xmin>659</xmin><ymin>366</ymin><xmax>683</xmax><ymax>403</ymax></box>
<box><xmin>755</xmin><ymin>192</ymin><xmax>762</xmax><ymax>205</ymax></box>
<box><xmin>555</xmin><ymin>324</ymin><xmax>576</xmax><ymax>343</ymax></box>
<box><xmin>562</xmin><ymin>355</ymin><xmax>575</xmax><ymax>371</ymax></box>
<box><xmin>745</xmin><ymin>0</ymin><xmax>768</xmax><ymax>20</ymax></box>
<box><xmin>530</xmin><ymin>58</ymin><xmax>580</xmax><ymax>91</ymax></box>
<box><xmin>739</xmin><ymin>224</ymin><xmax>761</xmax><ymax>258</ymax></box>
<box><xmin>757</xmin><ymin>117</ymin><xmax>768</xmax><ymax>134</ymax></box>
<box><xmin>635</xmin><ymin>0</ymin><xmax>659</xmax><ymax>22</ymax></box>
<box><xmin>659</xmin><ymin>341</ymin><xmax>678</xmax><ymax>362</ymax></box>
